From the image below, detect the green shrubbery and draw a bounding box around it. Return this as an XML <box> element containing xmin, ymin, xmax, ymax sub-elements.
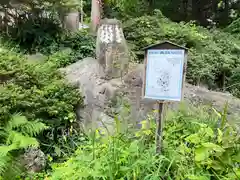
<box><xmin>0</xmin><ymin>17</ymin><xmax>95</xmax><ymax>176</ymax></box>
<box><xmin>44</xmin><ymin>31</ymin><xmax>96</xmax><ymax>68</ymax></box>
<box><xmin>124</xmin><ymin>12</ymin><xmax>240</xmax><ymax>96</ymax></box>
<box><xmin>49</xmin><ymin>104</ymin><xmax>240</xmax><ymax>180</ymax></box>
<box><xmin>0</xmin><ymin>41</ymin><xmax>84</xmax><ymax>173</ymax></box>
<box><xmin>225</xmin><ymin>18</ymin><xmax>240</xmax><ymax>38</ymax></box>
<box><xmin>1</xmin><ymin>14</ymin><xmax>95</xmax><ymax>65</ymax></box>
<box><xmin>40</xmin><ymin>30</ymin><xmax>95</xmax><ymax>56</ymax></box>
<box><xmin>5</xmin><ymin>16</ymin><xmax>62</xmax><ymax>54</ymax></box>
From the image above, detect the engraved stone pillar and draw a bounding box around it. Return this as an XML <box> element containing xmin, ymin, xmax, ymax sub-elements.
<box><xmin>96</xmin><ymin>19</ymin><xmax>129</xmax><ymax>80</ymax></box>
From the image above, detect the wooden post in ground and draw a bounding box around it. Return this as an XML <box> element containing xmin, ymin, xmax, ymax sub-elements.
<box><xmin>156</xmin><ymin>102</ymin><xmax>164</xmax><ymax>154</ymax></box>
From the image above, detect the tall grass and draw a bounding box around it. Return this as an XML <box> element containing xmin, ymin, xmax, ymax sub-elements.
<box><xmin>50</xmin><ymin>103</ymin><xmax>240</xmax><ymax>180</ymax></box>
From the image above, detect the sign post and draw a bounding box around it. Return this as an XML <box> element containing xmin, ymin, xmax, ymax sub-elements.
<box><xmin>142</xmin><ymin>41</ymin><xmax>188</xmax><ymax>154</ymax></box>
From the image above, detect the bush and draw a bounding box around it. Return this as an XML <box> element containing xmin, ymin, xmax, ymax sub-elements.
<box><xmin>2</xmin><ymin>15</ymin><xmax>62</xmax><ymax>54</ymax></box>
<box><xmin>0</xmin><ymin>48</ymin><xmax>84</xmax><ymax>160</ymax></box>
<box><xmin>1</xmin><ymin>15</ymin><xmax>95</xmax><ymax>61</ymax></box>
<box><xmin>164</xmin><ymin>104</ymin><xmax>240</xmax><ymax>179</ymax></box>
<box><xmin>49</xmin><ymin>103</ymin><xmax>240</xmax><ymax>180</ymax></box>
<box><xmin>39</xmin><ymin>30</ymin><xmax>96</xmax><ymax>68</ymax></box>
<box><xmin>40</xmin><ymin>30</ymin><xmax>96</xmax><ymax>55</ymax></box>
<box><xmin>123</xmin><ymin>13</ymin><xmax>240</xmax><ymax>96</ymax></box>
<box><xmin>225</xmin><ymin>18</ymin><xmax>240</xmax><ymax>37</ymax></box>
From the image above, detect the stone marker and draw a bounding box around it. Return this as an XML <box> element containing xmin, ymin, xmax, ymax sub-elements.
<box><xmin>96</xmin><ymin>19</ymin><xmax>129</xmax><ymax>80</ymax></box>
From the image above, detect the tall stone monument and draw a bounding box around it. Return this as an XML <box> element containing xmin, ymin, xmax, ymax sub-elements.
<box><xmin>96</xmin><ymin>18</ymin><xmax>129</xmax><ymax>80</ymax></box>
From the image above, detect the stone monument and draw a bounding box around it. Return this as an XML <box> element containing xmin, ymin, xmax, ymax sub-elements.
<box><xmin>96</xmin><ymin>18</ymin><xmax>129</xmax><ymax>80</ymax></box>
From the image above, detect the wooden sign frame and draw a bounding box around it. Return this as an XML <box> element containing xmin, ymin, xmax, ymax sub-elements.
<box><xmin>142</xmin><ymin>41</ymin><xmax>188</xmax><ymax>154</ymax></box>
<box><xmin>142</xmin><ymin>41</ymin><xmax>188</xmax><ymax>102</ymax></box>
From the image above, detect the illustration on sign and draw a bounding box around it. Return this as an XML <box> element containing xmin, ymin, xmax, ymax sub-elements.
<box><xmin>144</xmin><ymin>49</ymin><xmax>185</xmax><ymax>101</ymax></box>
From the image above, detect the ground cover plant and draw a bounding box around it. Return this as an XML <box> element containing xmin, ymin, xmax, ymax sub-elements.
<box><xmin>49</xmin><ymin>103</ymin><xmax>240</xmax><ymax>180</ymax></box>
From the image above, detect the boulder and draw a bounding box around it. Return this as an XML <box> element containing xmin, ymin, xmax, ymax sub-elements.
<box><xmin>61</xmin><ymin>57</ymin><xmax>123</xmax><ymax>131</ymax></box>
<box><xmin>61</xmin><ymin>58</ymin><xmax>240</xmax><ymax>131</ymax></box>
<box><xmin>21</xmin><ymin>148</ymin><xmax>46</xmax><ymax>173</ymax></box>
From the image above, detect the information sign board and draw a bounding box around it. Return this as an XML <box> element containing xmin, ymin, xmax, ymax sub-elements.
<box><xmin>144</xmin><ymin>49</ymin><xmax>185</xmax><ymax>101</ymax></box>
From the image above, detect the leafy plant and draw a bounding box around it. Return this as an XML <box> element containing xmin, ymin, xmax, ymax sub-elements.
<box><xmin>0</xmin><ymin>114</ymin><xmax>48</xmax><ymax>179</ymax></box>
<box><xmin>0</xmin><ymin>44</ymin><xmax>84</xmax><ymax>160</ymax></box>
<box><xmin>163</xmin><ymin>103</ymin><xmax>240</xmax><ymax>179</ymax></box>
<box><xmin>35</xmin><ymin>30</ymin><xmax>96</xmax><ymax>68</ymax></box>
<box><xmin>50</xmin><ymin>113</ymin><xmax>164</xmax><ymax>180</ymax></box>
<box><xmin>1</xmin><ymin>12</ymin><xmax>62</xmax><ymax>54</ymax></box>
<box><xmin>49</xmin><ymin>103</ymin><xmax>240</xmax><ymax>180</ymax></box>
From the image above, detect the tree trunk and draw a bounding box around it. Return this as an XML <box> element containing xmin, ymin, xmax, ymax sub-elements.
<box><xmin>223</xmin><ymin>0</ymin><xmax>229</xmax><ymax>25</ymax></box>
<box><xmin>90</xmin><ymin>0</ymin><xmax>101</xmax><ymax>35</ymax></box>
<box><xmin>212</xmin><ymin>0</ymin><xmax>218</xmax><ymax>22</ymax></box>
<box><xmin>192</xmin><ymin>0</ymin><xmax>209</xmax><ymax>26</ymax></box>
<box><xmin>182</xmin><ymin>0</ymin><xmax>189</xmax><ymax>21</ymax></box>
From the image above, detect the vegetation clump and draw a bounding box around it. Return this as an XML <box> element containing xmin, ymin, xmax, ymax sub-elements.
<box><xmin>0</xmin><ymin>40</ymin><xmax>85</xmax><ymax>174</ymax></box>
<box><xmin>50</xmin><ymin>104</ymin><xmax>240</xmax><ymax>180</ymax></box>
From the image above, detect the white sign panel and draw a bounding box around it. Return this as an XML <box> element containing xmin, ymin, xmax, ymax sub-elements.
<box><xmin>144</xmin><ymin>49</ymin><xmax>185</xmax><ymax>101</ymax></box>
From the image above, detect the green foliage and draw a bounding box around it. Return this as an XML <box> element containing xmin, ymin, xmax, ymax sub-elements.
<box><xmin>38</xmin><ymin>30</ymin><xmax>95</xmax><ymax>55</ymax></box>
<box><xmin>0</xmin><ymin>0</ymin><xmax>93</xmax><ymax>55</ymax></box>
<box><xmin>0</xmin><ymin>46</ymin><xmax>84</xmax><ymax>159</ymax></box>
<box><xmin>47</xmin><ymin>48</ymin><xmax>74</xmax><ymax>68</ymax></box>
<box><xmin>50</xmin><ymin>103</ymin><xmax>240</xmax><ymax>180</ymax></box>
<box><xmin>164</xmin><ymin>104</ymin><xmax>240</xmax><ymax>179</ymax></box>
<box><xmin>124</xmin><ymin>13</ymin><xmax>240</xmax><ymax>96</ymax></box>
<box><xmin>0</xmin><ymin>114</ymin><xmax>48</xmax><ymax>179</ymax></box>
<box><xmin>50</xmin><ymin>115</ymin><xmax>160</xmax><ymax>180</ymax></box>
<box><xmin>225</xmin><ymin>18</ymin><xmax>240</xmax><ymax>38</ymax></box>
<box><xmin>3</xmin><ymin>19</ymin><xmax>95</xmax><ymax>57</ymax></box>
<box><xmin>43</xmin><ymin>31</ymin><xmax>95</xmax><ymax>68</ymax></box>
<box><xmin>104</xmin><ymin>0</ymin><xmax>239</xmax><ymax>27</ymax></box>
<box><xmin>104</xmin><ymin>0</ymin><xmax>149</xmax><ymax>19</ymax></box>
<box><xmin>60</xmin><ymin>31</ymin><xmax>95</xmax><ymax>56</ymax></box>
<box><xmin>5</xmin><ymin>16</ymin><xmax>62</xmax><ymax>54</ymax></box>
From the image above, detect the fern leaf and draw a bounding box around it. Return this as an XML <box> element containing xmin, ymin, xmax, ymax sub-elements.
<box><xmin>0</xmin><ymin>130</ymin><xmax>7</xmax><ymax>139</ymax></box>
<box><xmin>0</xmin><ymin>144</ymin><xmax>17</xmax><ymax>157</ymax></box>
<box><xmin>19</xmin><ymin>121</ymin><xmax>48</xmax><ymax>137</ymax></box>
<box><xmin>0</xmin><ymin>155</ymin><xmax>12</xmax><ymax>175</ymax></box>
<box><xmin>2</xmin><ymin>156</ymin><xmax>22</xmax><ymax>180</ymax></box>
<box><xmin>0</xmin><ymin>115</ymin><xmax>46</xmax><ymax>178</ymax></box>
<box><xmin>7</xmin><ymin>131</ymin><xmax>39</xmax><ymax>149</ymax></box>
<box><xmin>0</xmin><ymin>153</ymin><xmax>22</xmax><ymax>180</ymax></box>
<box><xmin>5</xmin><ymin>114</ymin><xmax>48</xmax><ymax>137</ymax></box>
<box><xmin>5</xmin><ymin>114</ymin><xmax>28</xmax><ymax>131</ymax></box>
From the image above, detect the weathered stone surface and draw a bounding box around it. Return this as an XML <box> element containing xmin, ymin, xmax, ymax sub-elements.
<box><xmin>62</xmin><ymin>58</ymin><xmax>240</xmax><ymax>131</ymax></box>
<box><xmin>96</xmin><ymin>18</ymin><xmax>129</xmax><ymax>79</ymax></box>
<box><xmin>21</xmin><ymin>148</ymin><xmax>46</xmax><ymax>173</ymax></box>
<box><xmin>61</xmin><ymin>57</ymin><xmax>122</xmax><ymax>131</ymax></box>
<box><xmin>62</xmin><ymin>11</ymin><xmax>79</xmax><ymax>32</ymax></box>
